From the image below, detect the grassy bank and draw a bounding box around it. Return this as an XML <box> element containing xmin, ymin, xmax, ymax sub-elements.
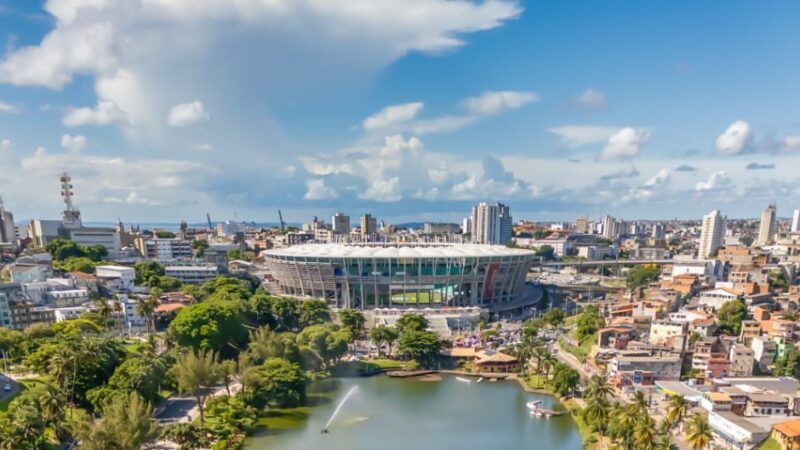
<box><xmin>560</xmin><ymin>330</ymin><xmax>597</xmax><ymax>363</ymax></box>
<box><xmin>562</xmin><ymin>398</ymin><xmax>599</xmax><ymax>450</ymax></box>
<box><xmin>758</xmin><ymin>438</ymin><xmax>780</xmax><ymax>450</ymax></box>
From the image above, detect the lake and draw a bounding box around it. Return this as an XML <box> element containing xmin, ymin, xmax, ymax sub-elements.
<box><xmin>245</xmin><ymin>375</ymin><xmax>583</xmax><ymax>450</ymax></box>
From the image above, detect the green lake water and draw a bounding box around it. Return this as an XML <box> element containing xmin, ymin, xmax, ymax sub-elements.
<box><xmin>245</xmin><ymin>375</ymin><xmax>583</xmax><ymax>450</ymax></box>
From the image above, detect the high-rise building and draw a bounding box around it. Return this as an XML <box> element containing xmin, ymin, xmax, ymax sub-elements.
<box><xmin>332</xmin><ymin>212</ymin><xmax>350</xmax><ymax>234</ymax></box>
<box><xmin>360</xmin><ymin>214</ymin><xmax>377</xmax><ymax>239</ymax></box>
<box><xmin>574</xmin><ymin>215</ymin><xmax>589</xmax><ymax>234</ymax></box>
<box><xmin>757</xmin><ymin>204</ymin><xmax>777</xmax><ymax>245</ymax></box>
<box><xmin>651</xmin><ymin>223</ymin><xmax>665</xmax><ymax>240</ymax></box>
<box><xmin>470</xmin><ymin>202</ymin><xmax>512</xmax><ymax>244</ymax></box>
<box><xmin>462</xmin><ymin>217</ymin><xmax>473</xmax><ymax>236</ymax></box>
<box><xmin>602</xmin><ymin>215</ymin><xmax>622</xmax><ymax>240</ymax></box>
<box><xmin>0</xmin><ymin>196</ymin><xmax>16</xmax><ymax>245</ymax></box>
<box><xmin>699</xmin><ymin>209</ymin><xmax>726</xmax><ymax>258</ymax></box>
<box><xmin>792</xmin><ymin>209</ymin><xmax>800</xmax><ymax>234</ymax></box>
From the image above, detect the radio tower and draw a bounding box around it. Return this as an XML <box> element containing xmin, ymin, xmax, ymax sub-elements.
<box><xmin>60</xmin><ymin>172</ymin><xmax>82</xmax><ymax>229</ymax></box>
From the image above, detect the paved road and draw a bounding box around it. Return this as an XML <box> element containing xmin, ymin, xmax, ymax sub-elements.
<box><xmin>0</xmin><ymin>375</ymin><xmax>21</xmax><ymax>403</ymax></box>
<box><xmin>155</xmin><ymin>382</ymin><xmax>242</xmax><ymax>424</ymax></box>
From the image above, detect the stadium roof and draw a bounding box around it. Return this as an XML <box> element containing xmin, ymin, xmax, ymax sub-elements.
<box><xmin>263</xmin><ymin>244</ymin><xmax>536</xmax><ymax>259</ymax></box>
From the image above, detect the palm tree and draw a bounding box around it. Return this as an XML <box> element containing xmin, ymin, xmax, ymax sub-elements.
<box><xmin>666</xmin><ymin>394</ymin><xmax>689</xmax><ymax>430</ymax></box>
<box><xmin>533</xmin><ymin>345</ymin><xmax>550</xmax><ymax>375</ymax></box>
<box><xmin>633</xmin><ymin>414</ymin><xmax>657</xmax><ymax>450</ymax></box>
<box><xmin>656</xmin><ymin>419</ymin><xmax>674</xmax><ymax>450</ymax></box>
<box><xmin>174</xmin><ymin>349</ymin><xmax>221</xmax><ymax>424</ymax></box>
<box><xmin>33</xmin><ymin>380</ymin><xmax>69</xmax><ymax>443</ymax></box>
<box><xmin>685</xmin><ymin>413</ymin><xmax>712</xmax><ymax>450</ymax></box>
<box><xmin>541</xmin><ymin>352</ymin><xmax>557</xmax><ymax>380</ymax></box>
<box><xmin>585</xmin><ymin>375</ymin><xmax>613</xmax><ymax>402</ymax></box>
<box><xmin>111</xmin><ymin>298</ymin><xmax>124</xmax><ymax>336</ymax></box>
<box><xmin>584</xmin><ymin>396</ymin><xmax>611</xmax><ymax>447</ymax></box>
<box><xmin>632</xmin><ymin>390</ymin><xmax>649</xmax><ymax>415</ymax></box>
<box><xmin>72</xmin><ymin>392</ymin><xmax>155</xmax><ymax>450</ymax></box>
<box><xmin>136</xmin><ymin>293</ymin><xmax>159</xmax><ymax>335</ymax></box>
<box><xmin>94</xmin><ymin>298</ymin><xmax>113</xmax><ymax>330</ymax></box>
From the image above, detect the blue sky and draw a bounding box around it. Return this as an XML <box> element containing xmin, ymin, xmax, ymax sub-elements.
<box><xmin>1</xmin><ymin>0</ymin><xmax>799</xmax><ymax>225</ymax></box>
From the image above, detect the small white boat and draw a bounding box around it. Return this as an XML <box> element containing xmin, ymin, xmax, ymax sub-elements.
<box><xmin>455</xmin><ymin>376</ymin><xmax>472</xmax><ymax>384</ymax></box>
<box><xmin>526</xmin><ymin>400</ymin><xmax>542</xmax><ymax>411</ymax></box>
<box><xmin>476</xmin><ymin>377</ymin><xmax>484</xmax><ymax>384</ymax></box>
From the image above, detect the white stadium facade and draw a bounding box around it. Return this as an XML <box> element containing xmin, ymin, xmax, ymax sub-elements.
<box><xmin>263</xmin><ymin>243</ymin><xmax>537</xmax><ymax>310</ymax></box>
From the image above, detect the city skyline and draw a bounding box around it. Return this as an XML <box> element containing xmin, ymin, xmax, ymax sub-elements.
<box><xmin>2</xmin><ymin>1</ymin><xmax>800</xmax><ymax>223</ymax></box>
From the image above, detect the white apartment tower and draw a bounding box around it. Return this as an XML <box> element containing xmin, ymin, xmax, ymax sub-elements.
<box><xmin>470</xmin><ymin>202</ymin><xmax>512</xmax><ymax>244</ymax></box>
<box><xmin>699</xmin><ymin>209</ymin><xmax>726</xmax><ymax>258</ymax></box>
<box><xmin>757</xmin><ymin>204</ymin><xmax>777</xmax><ymax>245</ymax></box>
<box><xmin>0</xmin><ymin>196</ymin><xmax>15</xmax><ymax>245</ymax></box>
<box><xmin>332</xmin><ymin>212</ymin><xmax>351</xmax><ymax>234</ymax></box>
<box><xmin>792</xmin><ymin>209</ymin><xmax>800</xmax><ymax>233</ymax></box>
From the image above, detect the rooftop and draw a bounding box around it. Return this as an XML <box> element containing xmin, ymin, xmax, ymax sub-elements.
<box><xmin>263</xmin><ymin>243</ymin><xmax>536</xmax><ymax>259</ymax></box>
<box><xmin>773</xmin><ymin>418</ymin><xmax>800</xmax><ymax>437</ymax></box>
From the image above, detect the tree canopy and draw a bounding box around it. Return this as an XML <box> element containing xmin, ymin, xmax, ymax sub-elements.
<box><xmin>168</xmin><ymin>300</ymin><xmax>248</xmax><ymax>358</ymax></box>
<box><xmin>716</xmin><ymin>300</ymin><xmax>747</xmax><ymax>335</ymax></box>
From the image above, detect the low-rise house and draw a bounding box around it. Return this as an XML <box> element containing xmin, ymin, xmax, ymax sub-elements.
<box><xmin>702</xmin><ymin>392</ymin><xmax>733</xmax><ymax>413</ymax></box>
<box><xmin>474</xmin><ymin>349</ymin><xmax>518</xmax><ymax>373</ymax></box>
<box><xmin>698</xmin><ymin>288</ymin><xmax>739</xmax><ymax>310</ymax></box>
<box><xmin>164</xmin><ymin>264</ymin><xmax>219</xmax><ymax>284</ymax></box>
<box><xmin>597</xmin><ymin>325</ymin><xmax>635</xmax><ymax>349</ymax></box>
<box><xmin>740</xmin><ymin>320</ymin><xmax>761</xmax><ymax>346</ymax></box>
<box><xmin>751</xmin><ymin>337</ymin><xmax>777</xmax><ymax>372</ymax></box>
<box><xmin>709</xmin><ymin>411</ymin><xmax>770</xmax><ymax>450</ymax></box>
<box><xmin>772</xmin><ymin>418</ymin><xmax>800</xmax><ymax>450</ymax></box>
<box><xmin>746</xmin><ymin>393</ymin><xmax>790</xmax><ymax>417</ymax></box>
<box><xmin>729</xmin><ymin>344</ymin><xmax>755</xmax><ymax>377</ymax></box>
<box><xmin>690</xmin><ymin>318</ymin><xmax>718</xmax><ymax>337</ymax></box>
<box><xmin>95</xmin><ymin>265</ymin><xmax>135</xmax><ymax>291</ymax></box>
<box><xmin>649</xmin><ymin>321</ymin><xmax>687</xmax><ymax>346</ymax></box>
<box><xmin>608</xmin><ymin>354</ymin><xmax>682</xmax><ymax>380</ymax></box>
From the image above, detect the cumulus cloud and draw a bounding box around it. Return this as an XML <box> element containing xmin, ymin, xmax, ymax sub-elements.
<box><xmin>599</xmin><ymin>166</ymin><xmax>640</xmax><ymax>181</ymax></box>
<box><xmin>167</xmin><ymin>101</ymin><xmax>210</xmax><ymax>127</ymax></box>
<box><xmin>574</xmin><ymin>89</ymin><xmax>605</xmax><ymax>108</ymax></box>
<box><xmin>61</xmin><ymin>134</ymin><xmax>87</xmax><ymax>153</ymax></box>
<box><xmin>745</xmin><ymin>162</ymin><xmax>775</xmax><ymax>170</ymax></box>
<box><xmin>644</xmin><ymin>168</ymin><xmax>670</xmax><ymax>187</ymax></box>
<box><xmin>363</xmin><ymin>102</ymin><xmax>423</xmax><ymax>131</ymax></box>
<box><xmin>0</xmin><ymin>139</ymin><xmax>11</xmax><ymax>153</ymax></box>
<box><xmin>675</xmin><ymin>164</ymin><xmax>697</xmax><ymax>172</ymax></box>
<box><xmin>303</xmin><ymin>178</ymin><xmax>338</xmax><ymax>200</ymax></box>
<box><xmin>460</xmin><ymin>90</ymin><xmax>539</xmax><ymax>116</ymax></box>
<box><xmin>63</xmin><ymin>100</ymin><xmax>127</xmax><ymax>127</ymax></box>
<box><xmin>0</xmin><ymin>100</ymin><xmax>19</xmax><ymax>114</ymax></box>
<box><xmin>695</xmin><ymin>171</ymin><xmax>732</xmax><ymax>191</ymax></box>
<box><xmin>599</xmin><ymin>127</ymin><xmax>650</xmax><ymax>160</ymax></box>
<box><xmin>548</xmin><ymin>125</ymin><xmax>620</xmax><ymax>148</ymax></box>
<box><xmin>360</xmin><ymin>177</ymin><xmax>402</xmax><ymax>202</ymax></box>
<box><xmin>781</xmin><ymin>135</ymin><xmax>800</xmax><ymax>153</ymax></box>
<box><xmin>715</xmin><ymin>120</ymin><xmax>753</xmax><ymax>155</ymax></box>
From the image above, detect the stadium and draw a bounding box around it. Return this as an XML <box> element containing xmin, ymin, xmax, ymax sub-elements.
<box><xmin>262</xmin><ymin>243</ymin><xmax>537</xmax><ymax>310</ymax></box>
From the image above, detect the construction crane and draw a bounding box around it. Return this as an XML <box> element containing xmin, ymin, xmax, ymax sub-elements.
<box><xmin>206</xmin><ymin>212</ymin><xmax>213</xmax><ymax>231</ymax></box>
<box><xmin>278</xmin><ymin>210</ymin><xmax>286</xmax><ymax>231</ymax></box>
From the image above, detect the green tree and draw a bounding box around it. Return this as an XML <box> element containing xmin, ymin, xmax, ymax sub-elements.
<box><xmin>174</xmin><ymin>350</ymin><xmax>221</xmax><ymax>424</ymax></box>
<box><xmin>396</xmin><ymin>330</ymin><xmax>441</xmax><ymax>367</ymax></box>
<box><xmin>134</xmin><ymin>261</ymin><xmax>165</xmax><ymax>285</ymax></box>
<box><xmin>534</xmin><ymin>245</ymin><xmax>556</xmax><ymax>261</ymax></box>
<box><xmin>626</xmin><ymin>265</ymin><xmax>660</xmax><ymax>291</ymax></box>
<box><xmin>338</xmin><ymin>309</ymin><xmax>366</xmax><ymax>340</ymax></box>
<box><xmin>542</xmin><ymin>308</ymin><xmax>565</xmax><ymax>328</ymax></box>
<box><xmin>196</xmin><ymin>276</ymin><xmax>253</xmax><ymax>302</ymax></box>
<box><xmin>0</xmin><ymin>328</ymin><xmax>26</xmax><ymax>361</ymax></box>
<box><xmin>296</xmin><ymin>324</ymin><xmax>350</xmax><ymax>368</ymax></box>
<box><xmin>169</xmin><ymin>300</ymin><xmax>248</xmax><ymax>358</ymax></box>
<box><xmin>369</xmin><ymin>325</ymin><xmax>399</xmax><ymax>357</ymax></box>
<box><xmin>72</xmin><ymin>392</ymin><xmax>155</xmax><ymax>450</ymax></box>
<box><xmin>254</xmin><ymin>357</ymin><xmax>307</xmax><ymax>408</ymax></box>
<box><xmin>45</xmin><ymin>239</ymin><xmax>84</xmax><ymax>261</ymax></box>
<box><xmin>155</xmin><ymin>231</ymin><xmax>176</xmax><ymax>238</ymax></box>
<box><xmin>583</xmin><ymin>395</ymin><xmax>611</xmax><ymax>448</ymax></box>
<box><xmin>0</xmin><ymin>393</ymin><xmax>47</xmax><ymax>449</ymax></box>
<box><xmin>247</xmin><ymin>327</ymin><xmax>299</xmax><ymax>363</ymax></box>
<box><xmin>685</xmin><ymin>413</ymin><xmax>712</xmax><ymax>450</ymax></box>
<box><xmin>395</xmin><ymin>313</ymin><xmax>429</xmax><ymax>335</ymax></box>
<box><xmin>575</xmin><ymin>305</ymin><xmax>604</xmax><ymax>340</ymax></box>
<box><xmin>57</xmin><ymin>257</ymin><xmax>99</xmax><ymax>273</ymax></box>
<box><xmin>192</xmin><ymin>239</ymin><xmax>209</xmax><ymax>257</ymax></box>
<box><xmin>550</xmin><ymin>363</ymin><xmax>579</xmax><ymax>396</ymax></box>
<box><xmin>585</xmin><ymin>375</ymin><xmax>613</xmax><ymax>403</ymax></box>
<box><xmin>666</xmin><ymin>394</ymin><xmax>689</xmax><ymax>430</ymax></box>
<box><xmin>81</xmin><ymin>244</ymin><xmax>108</xmax><ymax>262</ymax></box>
<box><xmin>297</xmin><ymin>299</ymin><xmax>331</xmax><ymax>328</ymax></box>
<box><xmin>774</xmin><ymin>347</ymin><xmax>800</xmax><ymax>377</ymax></box>
<box><xmin>717</xmin><ymin>300</ymin><xmax>747</xmax><ymax>335</ymax></box>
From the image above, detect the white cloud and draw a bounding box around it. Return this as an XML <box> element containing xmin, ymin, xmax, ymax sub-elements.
<box><xmin>715</xmin><ymin>120</ymin><xmax>752</xmax><ymax>155</ymax></box>
<box><xmin>695</xmin><ymin>171</ymin><xmax>732</xmax><ymax>191</ymax></box>
<box><xmin>460</xmin><ymin>90</ymin><xmax>539</xmax><ymax>116</ymax></box>
<box><xmin>361</xmin><ymin>177</ymin><xmax>402</xmax><ymax>202</ymax></box>
<box><xmin>599</xmin><ymin>127</ymin><xmax>650</xmax><ymax>160</ymax></box>
<box><xmin>0</xmin><ymin>139</ymin><xmax>11</xmax><ymax>153</ymax></box>
<box><xmin>303</xmin><ymin>178</ymin><xmax>338</xmax><ymax>200</ymax></box>
<box><xmin>167</xmin><ymin>101</ymin><xmax>210</xmax><ymax>127</ymax></box>
<box><xmin>782</xmin><ymin>135</ymin><xmax>800</xmax><ymax>153</ymax></box>
<box><xmin>645</xmin><ymin>168</ymin><xmax>670</xmax><ymax>187</ymax></box>
<box><xmin>575</xmin><ymin>89</ymin><xmax>605</xmax><ymax>108</ymax></box>
<box><xmin>363</xmin><ymin>102</ymin><xmax>423</xmax><ymax>131</ymax></box>
<box><xmin>61</xmin><ymin>134</ymin><xmax>87</xmax><ymax>153</ymax></box>
<box><xmin>63</xmin><ymin>100</ymin><xmax>127</xmax><ymax>127</ymax></box>
<box><xmin>0</xmin><ymin>100</ymin><xmax>19</xmax><ymax>114</ymax></box>
<box><xmin>548</xmin><ymin>125</ymin><xmax>620</xmax><ymax>148</ymax></box>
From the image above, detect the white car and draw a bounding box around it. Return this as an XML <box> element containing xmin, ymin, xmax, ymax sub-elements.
<box><xmin>3</xmin><ymin>384</ymin><xmax>11</xmax><ymax>392</ymax></box>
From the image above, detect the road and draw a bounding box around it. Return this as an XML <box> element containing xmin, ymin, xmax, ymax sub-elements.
<box><xmin>0</xmin><ymin>375</ymin><xmax>21</xmax><ymax>404</ymax></box>
<box><xmin>155</xmin><ymin>382</ymin><xmax>242</xmax><ymax>424</ymax></box>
